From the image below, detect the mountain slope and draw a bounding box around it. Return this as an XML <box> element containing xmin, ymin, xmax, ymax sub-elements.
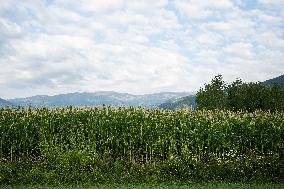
<box><xmin>158</xmin><ymin>95</ymin><xmax>196</xmax><ymax>110</ymax></box>
<box><xmin>0</xmin><ymin>98</ymin><xmax>14</xmax><ymax>107</ymax></box>
<box><xmin>8</xmin><ymin>91</ymin><xmax>191</xmax><ymax>108</ymax></box>
<box><xmin>262</xmin><ymin>74</ymin><xmax>284</xmax><ymax>86</ymax></box>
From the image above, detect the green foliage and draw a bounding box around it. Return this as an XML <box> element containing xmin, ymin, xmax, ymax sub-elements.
<box><xmin>228</xmin><ymin>81</ymin><xmax>267</xmax><ymax>111</ymax></box>
<box><xmin>196</xmin><ymin>75</ymin><xmax>228</xmax><ymax>110</ymax></box>
<box><xmin>2</xmin><ymin>184</ymin><xmax>284</xmax><ymax>189</ymax></box>
<box><xmin>265</xmin><ymin>84</ymin><xmax>284</xmax><ymax>111</ymax></box>
<box><xmin>0</xmin><ymin>107</ymin><xmax>283</xmax><ymax>184</ymax></box>
<box><xmin>196</xmin><ymin>75</ymin><xmax>284</xmax><ymax>111</ymax></box>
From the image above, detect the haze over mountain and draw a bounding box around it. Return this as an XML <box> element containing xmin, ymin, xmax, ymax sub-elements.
<box><xmin>158</xmin><ymin>95</ymin><xmax>196</xmax><ymax>110</ymax></box>
<box><xmin>8</xmin><ymin>91</ymin><xmax>191</xmax><ymax>108</ymax></box>
<box><xmin>0</xmin><ymin>98</ymin><xmax>14</xmax><ymax>107</ymax></box>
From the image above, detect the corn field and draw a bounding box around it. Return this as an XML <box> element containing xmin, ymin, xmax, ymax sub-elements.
<box><xmin>0</xmin><ymin>107</ymin><xmax>283</xmax><ymax>184</ymax></box>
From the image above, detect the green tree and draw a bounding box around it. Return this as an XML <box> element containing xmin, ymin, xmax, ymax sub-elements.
<box><xmin>244</xmin><ymin>82</ymin><xmax>268</xmax><ymax>111</ymax></box>
<box><xmin>196</xmin><ymin>75</ymin><xmax>228</xmax><ymax>110</ymax></box>
<box><xmin>265</xmin><ymin>84</ymin><xmax>284</xmax><ymax>111</ymax></box>
<box><xmin>227</xmin><ymin>81</ymin><xmax>268</xmax><ymax>111</ymax></box>
<box><xmin>227</xmin><ymin>78</ymin><xmax>244</xmax><ymax>111</ymax></box>
<box><xmin>197</xmin><ymin>75</ymin><xmax>284</xmax><ymax>112</ymax></box>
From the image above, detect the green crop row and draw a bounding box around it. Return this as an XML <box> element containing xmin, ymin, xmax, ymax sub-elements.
<box><xmin>0</xmin><ymin>107</ymin><xmax>283</xmax><ymax>184</ymax></box>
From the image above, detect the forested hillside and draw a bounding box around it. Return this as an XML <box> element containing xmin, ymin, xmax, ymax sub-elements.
<box><xmin>262</xmin><ymin>74</ymin><xmax>284</xmax><ymax>86</ymax></box>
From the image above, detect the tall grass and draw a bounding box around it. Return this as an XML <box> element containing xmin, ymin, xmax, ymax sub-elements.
<box><xmin>0</xmin><ymin>107</ymin><xmax>283</xmax><ymax>184</ymax></box>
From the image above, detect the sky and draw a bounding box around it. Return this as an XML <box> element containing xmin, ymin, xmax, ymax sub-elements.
<box><xmin>0</xmin><ymin>0</ymin><xmax>284</xmax><ymax>99</ymax></box>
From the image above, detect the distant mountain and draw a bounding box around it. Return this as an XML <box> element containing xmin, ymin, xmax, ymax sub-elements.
<box><xmin>0</xmin><ymin>98</ymin><xmax>14</xmax><ymax>107</ymax></box>
<box><xmin>158</xmin><ymin>95</ymin><xmax>196</xmax><ymax>110</ymax></box>
<box><xmin>8</xmin><ymin>91</ymin><xmax>191</xmax><ymax>108</ymax></box>
<box><xmin>262</xmin><ymin>74</ymin><xmax>284</xmax><ymax>86</ymax></box>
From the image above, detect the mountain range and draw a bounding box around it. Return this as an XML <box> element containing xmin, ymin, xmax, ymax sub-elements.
<box><xmin>0</xmin><ymin>98</ymin><xmax>14</xmax><ymax>107</ymax></box>
<box><xmin>1</xmin><ymin>74</ymin><xmax>283</xmax><ymax>109</ymax></box>
<box><xmin>158</xmin><ymin>95</ymin><xmax>196</xmax><ymax>110</ymax></box>
<box><xmin>6</xmin><ymin>91</ymin><xmax>191</xmax><ymax>108</ymax></box>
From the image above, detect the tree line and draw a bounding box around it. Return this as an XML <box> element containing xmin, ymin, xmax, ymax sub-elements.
<box><xmin>196</xmin><ymin>75</ymin><xmax>284</xmax><ymax>112</ymax></box>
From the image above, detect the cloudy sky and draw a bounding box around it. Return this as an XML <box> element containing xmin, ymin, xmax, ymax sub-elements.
<box><xmin>0</xmin><ymin>0</ymin><xmax>283</xmax><ymax>98</ymax></box>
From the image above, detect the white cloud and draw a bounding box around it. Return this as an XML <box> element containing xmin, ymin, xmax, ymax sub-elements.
<box><xmin>0</xmin><ymin>0</ymin><xmax>283</xmax><ymax>98</ymax></box>
<box><xmin>223</xmin><ymin>42</ymin><xmax>254</xmax><ymax>60</ymax></box>
<box><xmin>255</xmin><ymin>32</ymin><xmax>284</xmax><ymax>50</ymax></box>
<box><xmin>174</xmin><ymin>0</ymin><xmax>213</xmax><ymax>19</ymax></box>
<box><xmin>174</xmin><ymin>0</ymin><xmax>233</xmax><ymax>19</ymax></box>
<box><xmin>195</xmin><ymin>32</ymin><xmax>222</xmax><ymax>46</ymax></box>
<box><xmin>0</xmin><ymin>17</ymin><xmax>22</xmax><ymax>38</ymax></box>
<box><xmin>259</xmin><ymin>0</ymin><xmax>284</xmax><ymax>6</ymax></box>
<box><xmin>126</xmin><ymin>0</ymin><xmax>168</xmax><ymax>13</ymax></box>
<box><xmin>54</xmin><ymin>0</ymin><xmax>124</xmax><ymax>13</ymax></box>
<box><xmin>201</xmin><ymin>17</ymin><xmax>256</xmax><ymax>38</ymax></box>
<box><xmin>249</xmin><ymin>10</ymin><xmax>283</xmax><ymax>24</ymax></box>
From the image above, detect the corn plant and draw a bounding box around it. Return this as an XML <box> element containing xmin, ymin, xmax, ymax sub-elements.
<box><xmin>0</xmin><ymin>107</ymin><xmax>283</xmax><ymax>183</ymax></box>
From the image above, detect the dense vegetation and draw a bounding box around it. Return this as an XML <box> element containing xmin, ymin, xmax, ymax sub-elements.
<box><xmin>0</xmin><ymin>107</ymin><xmax>283</xmax><ymax>184</ymax></box>
<box><xmin>196</xmin><ymin>75</ymin><xmax>284</xmax><ymax>111</ymax></box>
<box><xmin>2</xmin><ymin>184</ymin><xmax>284</xmax><ymax>189</ymax></box>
